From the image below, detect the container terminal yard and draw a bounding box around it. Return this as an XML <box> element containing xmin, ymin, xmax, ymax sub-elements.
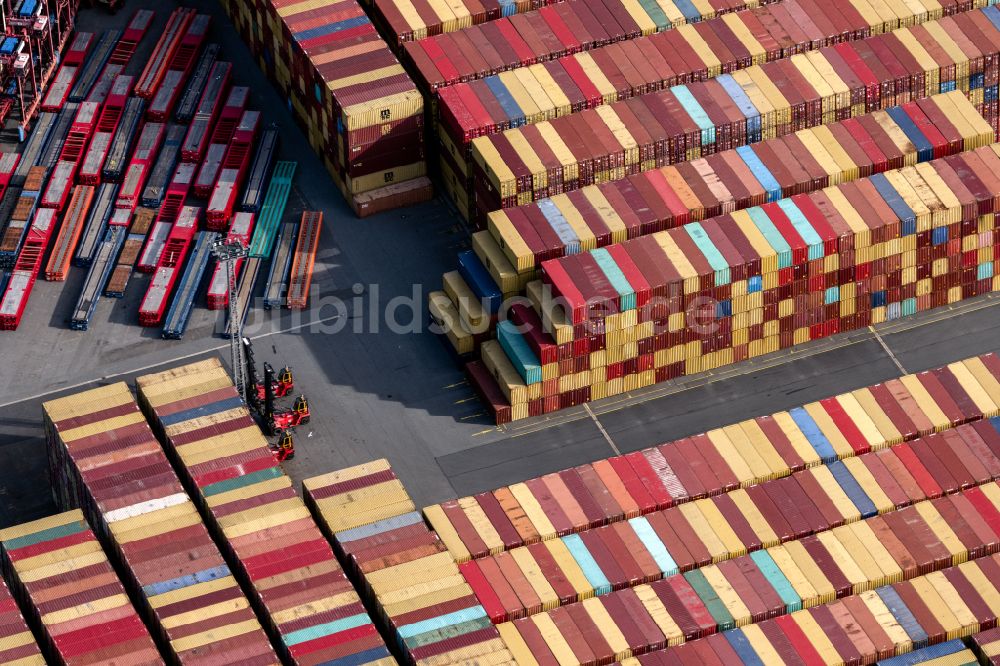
<box><xmin>1</xmin><ymin>0</ymin><xmax>1000</xmax><ymax>662</ymax></box>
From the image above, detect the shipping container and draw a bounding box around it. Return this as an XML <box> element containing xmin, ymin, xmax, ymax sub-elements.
<box><xmin>0</xmin><ymin>577</ymin><xmax>43</xmax><ymax>665</ymax></box>
<box><xmin>217</xmin><ymin>0</ymin><xmax>428</xmax><ymax>215</ymax></box>
<box><xmin>135</xmin><ymin>360</ymin><xmax>393</xmax><ymax>666</ymax></box>
<box><xmin>0</xmin><ymin>511</ymin><xmax>161</xmax><ymax>665</ymax></box>
<box><xmin>41</xmin><ymin>383</ymin><xmax>278</xmax><ymax>662</ymax></box>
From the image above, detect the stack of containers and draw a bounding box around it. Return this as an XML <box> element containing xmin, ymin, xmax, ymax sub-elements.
<box><xmin>438</xmin><ymin>5</ymin><xmax>1000</xmax><ymax>223</ymax></box>
<box><xmin>430</xmin><ymin>92</ymin><xmax>992</xmax><ymax>360</ymax></box>
<box><xmin>973</xmin><ymin>627</ymin><xmax>1000</xmax><ymax>664</ymax></box>
<box><xmin>494</xmin><ymin>544</ymin><xmax>1000</xmax><ymax>662</ymax></box>
<box><xmin>216</xmin><ymin>0</ymin><xmax>432</xmax><ymax>217</ymax></box>
<box><xmin>41</xmin><ymin>383</ymin><xmax>279</xmax><ymax>664</ymax></box>
<box><xmin>303</xmin><ymin>460</ymin><xmax>512</xmax><ymax>664</ymax></box>
<box><xmin>425</xmin><ymin>353</ymin><xmax>1000</xmax><ymax>557</ymax></box>
<box><xmin>628</xmin><ymin>555</ymin><xmax>1000</xmax><ymax>665</ymax></box>
<box><xmin>879</xmin><ymin>642</ymin><xmax>981</xmax><ymax>665</ymax></box>
<box><xmin>474</xmin><ymin>91</ymin><xmax>994</xmax><ymax>219</ymax></box>
<box><xmin>399</xmin><ymin>0</ymin><xmax>775</xmax><ymax>69</ymax></box>
<box><xmin>0</xmin><ymin>578</ymin><xmax>44</xmax><ymax>665</ymax></box>
<box><xmin>454</xmin><ymin>428</ymin><xmax>1000</xmax><ymax>631</ymax></box>
<box><xmin>467</xmin><ymin>13</ymin><xmax>1000</xmax><ymax>223</ymax></box>
<box><xmin>134</xmin><ymin>359</ymin><xmax>393</xmax><ymax>666</ymax></box>
<box><xmin>0</xmin><ymin>511</ymin><xmax>162</xmax><ymax>665</ymax></box>
<box><xmin>462</xmin><ymin>144</ymin><xmax>1000</xmax><ymax>423</ymax></box>
<box><xmin>416</xmin><ymin>0</ymin><xmax>984</xmax><ymax>93</ymax></box>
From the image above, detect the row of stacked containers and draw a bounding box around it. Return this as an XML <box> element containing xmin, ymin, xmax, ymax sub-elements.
<box><xmin>296</xmin><ymin>353</ymin><xmax>1000</xmax><ymax>665</ymax></box>
<box><xmin>435</xmin><ymin>2</ymin><xmax>1000</xmax><ymax>223</ymax></box>
<box><xmin>41</xmin><ymin>382</ymin><xmax>281</xmax><ymax>664</ymax></box>
<box><xmin>429</xmin><ymin>90</ymin><xmax>987</xmax><ymax>353</ymax></box>
<box><xmin>303</xmin><ymin>460</ymin><xmax>514</xmax><ymax>664</ymax></box>
<box><xmin>436</xmin><ymin>115</ymin><xmax>1000</xmax><ymax>421</ymax></box>
<box><xmin>0</xmin><ymin>511</ymin><xmax>162</xmax><ymax>665</ymax></box>
<box><xmin>0</xmin><ymin>579</ymin><xmax>44</xmax><ymax>665</ymax></box>
<box><xmin>133</xmin><ymin>358</ymin><xmax>395</xmax><ymax>666</ymax></box>
<box><xmin>974</xmin><ymin>627</ymin><xmax>1000</xmax><ymax>663</ymax></box>
<box><xmin>380</xmin><ymin>0</ymin><xmax>775</xmax><ymax>48</ymax></box>
<box><xmin>216</xmin><ymin>0</ymin><xmax>433</xmax><ymax>217</ymax></box>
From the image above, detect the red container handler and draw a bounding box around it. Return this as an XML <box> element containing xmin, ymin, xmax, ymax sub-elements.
<box><xmin>138</xmin><ymin>206</ymin><xmax>199</xmax><ymax>326</ymax></box>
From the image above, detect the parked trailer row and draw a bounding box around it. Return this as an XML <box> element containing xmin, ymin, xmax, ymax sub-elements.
<box><xmin>286</xmin><ymin>210</ymin><xmax>321</xmax><ymax>309</ymax></box>
<box><xmin>262</xmin><ymin>218</ymin><xmax>296</xmax><ymax>310</ymax></box>
<box><xmin>225</xmin><ymin>256</ymin><xmax>260</xmax><ymax>338</ymax></box>
<box><xmin>138</xmin><ymin>162</ymin><xmax>194</xmax><ymax>272</ymax></box>
<box><xmin>41</xmin><ymin>385</ymin><xmax>278</xmax><ymax>662</ymax></box>
<box><xmin>0</xmin><ymin>511</ymin><xmax>161</xmax><ymax>664</ymax></box>
<box><xmin>105</xmin><ymin>206</ymin><xmax>155</xmax><ymax>297</ymax></box>
<box><xmin>194</xmin><ymin>85</ymin><xmax>248</xmax><ymax>198</ymax></box>
<box><xmin>140</xmin><ymin>123</ymin><xmax>184</xmax><ymax>207</ymax></box>
<box><xmin>207</xmin><ymin>110</ymin><xmax>260</xmax><ymax>228</ymax></box>
<box><xmin>115</xmin><ymin>121</ymin><xmax>166</xmax><ymax>211</ymax></box>
<box><xmin>138</xmin><ymin>205</ymin><xmax>199</xmax><ymax>326</ymax></box>
<box><xmin>161</xmin><ymin>230</ymin><xmax>216</xmax><ymax>338</ymax></box>
<box><xmin>166</xmin><ymin>13</ymin><xmax>210</xmax><ymax>80</ymax></box>
<box><xmin>238</xmin><ymin>125</ymin><xmax>278</xmax><ymax>214</ymax></box>
<box><xmin>84</xmin><ymin>63</ymin><xmax>123</xmax><ymax>106</ymax></box>
<box><xmin>102</xmin><ymin>97</ymin><xmax>145</xmax><ymax>182</ymax></box>
<box><xmin>136</xmin><ymin>359</ymin><xmax>394</xmax><ymax>666</ymax></box>
<box><xmin>0</xmin><ymin>208</ymin><xmax>55</xmax><ymax>330</ymax></box>
<box><xmin>39</xmin><ymin>159</ymin><xmax>75</xmax><ymax>211</ymax></box>
<box><xmin>181</xmin><ymin>61</ymin><xmax>232</xmax><ymax>162</ymax></box>
<box><xmin>44</xmin><ymin>185</ymin><xmax>94</xmax><ymax>281</ymax></box>
<box><xmin>134</xmin><ymin>7</ymin><xmax>196</xmax><ymax>98</ymax></box>
<box><xmin>67</xmin><ymin>29</ymin><xmax>118</xmax><ymax>103</ymax></box>
<box><xmin>207</xmin><ymin>211</ymin><xmax>253</xmax><ymax>309</ymax></box>
<box><xmin>0</xmin><ymin>153</ymin><xmax>20</xmax><ymax>203</ymax></box>
<box><xmin>73</xmin><ymin>182</ymin><xmax>118</xmax><ymax>267</ymax></box>
<box><xmin>174</xmin><ymin>43</ymin><xmax>219</xmax><ymax>124</ymax></box>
